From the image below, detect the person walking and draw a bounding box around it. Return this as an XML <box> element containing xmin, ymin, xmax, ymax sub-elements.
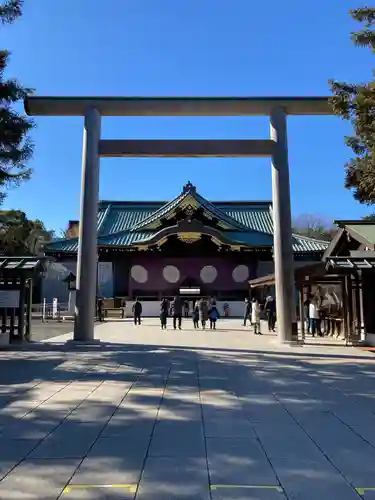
<box><xmin>192</xmin><ymin>302</ymin><xmax>200</xmax><ymax>329</ymax></box>
<box><xmin>198</xmin><ymin>297</ymin><xmax>209</xmax><ymax>329</ymax></box>
<box><xmin>304</xmin><ymin>296</ymin><xmax>311</xmax><ymax>334</ymax></box>
<box><xmin>160</xmin><ymin>297</ymin><xmax>168</xmax><ymax>330</ymax></box>
<box><xmin>171</xmin><ymin>296</ymin><xmax>183</xmax><ymax>330</ymax></box>
<box><xmin>264</xmin><ymin>295</ymin><xmax>276</xmax><ymax>332</ymax></box>
<box><xmin>121</xmin><ymin>299</ymin><xmax>126</xmax><ymax>319</ymax></box>
<box><xmin>183</xmin><ymin>300</ymin><xmax>189</xmax><ymax>318</ymax></box>
<box><xmin>132</xmin><ymin>297</ymin><xmax>142</xmax><ymax>325</ymax></box>
<box><xmin>251</xmin><ymin>298</ymin><xmax>261</xmax><ymax>335</ymax></box>
<box><xmin>223</xmin><ymin>302</ymin><xmax>230</xmax><ymax>317</ymax></box>
<box><xmin>209</xmin><ymin>303</ymin><xmax>219</xmax><ymax>330</ymax></box>
<box><xmin>309</xmin><ymin>295</ymin><xmax>322</xmax><ymax>337</ymax></box>
<box><xmin>243</xmin><ymin>298</ymin><xmax>251</xmax><ymax>326</ymax></box>
<box><xmin>97</xmin><ymin>297</ymin><xmax>104</xmax><ymax>322</ymax></box>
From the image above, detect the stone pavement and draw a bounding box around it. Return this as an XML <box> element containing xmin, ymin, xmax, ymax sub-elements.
<box><xmin>1</xmin><ymin>318</ymin><xmax>375</xmax><ymax>499</ymax></box>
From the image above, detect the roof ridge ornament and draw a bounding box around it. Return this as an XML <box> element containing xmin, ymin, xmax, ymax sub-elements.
<box><xmin>182</xmin><ymin>181</ymin><xmax>196</xmax><ymax>195</ymax></box>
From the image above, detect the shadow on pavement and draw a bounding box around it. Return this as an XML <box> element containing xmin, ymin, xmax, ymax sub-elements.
<box><xmin>0</xmin><ymin>340</ymin><xmax>374</xmax><ymax>498</ymax></box>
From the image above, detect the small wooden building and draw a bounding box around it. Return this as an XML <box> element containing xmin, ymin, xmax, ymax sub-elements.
<box><xmin>249</xmin><ymin>220</ymin><xmax>375</xmax><ymax>345</ymax></box>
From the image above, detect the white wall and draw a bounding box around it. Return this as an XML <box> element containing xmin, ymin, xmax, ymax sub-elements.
<box><xmin>42</xmin><ymin>261</ymin><xmax>74</xmax><ymax>303</ymax></box>
<box><xmin>42</xmin><ymin>260</ymin><xmax>114</xmax><ymax>303</ymax></box>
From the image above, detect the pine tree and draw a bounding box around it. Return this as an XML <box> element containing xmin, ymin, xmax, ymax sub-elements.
<box><xmin>329</xmin><ymin>7</ymin><xmax>375</xmax><ymax>205</ymax></box>
<box><xmin>0</xmin><ymin>0</ymin><xmax>34</xmax><ymax>203</ymax></box>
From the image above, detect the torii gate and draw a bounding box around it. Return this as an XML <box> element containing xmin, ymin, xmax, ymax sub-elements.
<box><xmin>25</xmin><ymin>96</ymin><xmax>332</xmax><ymax>344</ymax></box>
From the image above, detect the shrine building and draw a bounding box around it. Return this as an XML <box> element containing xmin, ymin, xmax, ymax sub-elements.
<box><xmin>43</xmin><ymin>182</ymin><xmax>328</xmax><ymax>316</ymax></box>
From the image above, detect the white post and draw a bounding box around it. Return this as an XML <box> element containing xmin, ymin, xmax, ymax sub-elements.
<box><xmin>52</xmin><ymin>298</ymin><xmax>58</xmax><ymax>319</ymax></box>
<box><xmin>42</xmin><ymin>298</ymin><xmax>46</xmax><ymax>323</ymax></box>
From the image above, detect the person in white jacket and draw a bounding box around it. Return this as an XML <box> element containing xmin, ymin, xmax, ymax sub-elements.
<box><xmin>251</xmin><ymin>298</ymin><xmax>261</xmax><ymax>335</ymax></box>
<box><xmin>309</xmin><ymin>296</ymin><xmax>321</xmax><ymax>337</ymax></box>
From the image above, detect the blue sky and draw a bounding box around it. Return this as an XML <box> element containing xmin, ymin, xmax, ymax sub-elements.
<box><xmin>2</xmin><ymin>0</ymin><xmax>374</xmax><ymax>232</ymax></box>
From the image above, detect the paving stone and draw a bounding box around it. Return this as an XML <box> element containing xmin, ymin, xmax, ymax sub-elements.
<box><xmin>0</xmin><ymin>437</ymin><xmax>41</xmax><ymax>461</ymax></box>
<box><xmin>254</xmin><ymin>424</ymin><xmax>323</xmax><ymax>461</ymax></box>
<box><xmin>206</xmin><ymin>437</ymin><xmax>278</xmax><ymax>486</ymax></box>
<box><xmin>67</xmin><ymin>403</ymin><xmax>116</xmax><ymax>422</ymax></box>
<box><xmin>270</xmin><ymin>457</ymin><xmax>360</xmax><ymax>500</ymax></box>
<box><xmin>102</xmin><ymin>416</ymin><xmax>155</xmax><ymax>438</ymax></box>
<box><xmin>149</xmin><ymin>421</ymin><xmax>205</xmax><ymax>458</ymax></box>
<box><xmin>204</xmin><ymin>418</ymin><xmax>256</xmax><ymax>438</ymax></box>
<box><xmin>136</xmin><ymin>456</ymin><xmax>210</xmax><ymax>500</ymax></box>
<box><xmin>157</xmin><ymin>402</ymin><xmax>202</xmax><ymax>422</ymax></box>
<box><xmin>69</xmin><ymin>455</ymin><xmax>144</xmax><ymax>486</ymax></box>
<box><xmin>61</xmin><ymin>484</ymin><xmax>135</xmax><ymax>499</ymax></box>
<box><xmin>0</xmin><ymin>458</ymin><xmax>81</xmax><ymax>499</ymax></box>
<box><xmin>210</xmin><ymin>486</ymin><xmax>287</xmax><ymax>500</ymax></box>
<box><xmin>28</xmin><ymin>423</ymin><xmax>103</xmax><ymax>459</ymax></box>
<box><xmin>0</xmin><ymin>461</ymin><xmax>18</xmax><ymax>481</ymax></box>
<box><xmin>88</xmin><ymin>435</ymin><xmax>151</xmax><ymax>459</ymax></box>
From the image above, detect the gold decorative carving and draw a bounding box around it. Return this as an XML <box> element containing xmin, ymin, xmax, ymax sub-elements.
<box><xmin>211</xmin><ymin>237</ymin><xmax>223</xmax><ymax>247</ymax></box>
<box><xmin>184</xmin><ymin>205</ymin><xmax>195</xmax><ymax>216</ymax></box>
<box><xmin>177</xmin><ymin>232</ymin><xmax>201</xmax><ymax>244</ymax></box>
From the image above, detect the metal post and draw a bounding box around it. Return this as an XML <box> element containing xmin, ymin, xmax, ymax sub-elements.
<box><xmin>270</xmin><ymin>107</ymin><xmax>297</xmax><ymax>343</ymax></box>
<box><xmin>74</xmin><ymin>107</ymin><xmax>101</xmax><ymax>341</ymax></box>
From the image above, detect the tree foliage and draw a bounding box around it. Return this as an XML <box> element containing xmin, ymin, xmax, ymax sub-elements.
<box><xmin>0</xmin><ymin>0</ymin><xmax>34</xmax><ymax>203</ymax></box>
<box><xmin>293</xmin><ymin>213</ymin><xmax>337</xmax><ymax>241</ymax></box>
<box><xmin>0</xmin><ymin>210</ymin><xmax>54</xmax><ymax>255</ymax></box>
<box><xmin>329</xmin><ymin>7</ymin><xmax>375</xmax><ymax>205</ymax></box>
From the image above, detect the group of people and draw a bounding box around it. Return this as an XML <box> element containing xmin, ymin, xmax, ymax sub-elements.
<box><xmin>303</xmin><ymin>293</ymin><xmax>343</xmax><ymax>337</ymax></box>
<box><xmin>159</xmin><ymin>296</ymin><xmax>219</xmax><ymax>330</ymax></box>
<box><xmin>243</xmin><ymin>295</ymin><xmax>277</xmax><ymax>334</ymax></box>
<box><xmin>127</xmin><ymin>295</ymin><xmax>278</xmax><ymax>333</ymax></box>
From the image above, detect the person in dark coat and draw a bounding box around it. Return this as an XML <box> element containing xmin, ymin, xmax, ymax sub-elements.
<box><xmin>121</xmin><ymin>299</ymin><xmax>126</xmax><ymax>319</ymax></box>
<box><xmin>192</xmin><ymin>302</ymin><xmax>200</xmax><ymax>328</ymax></box>
<box><xmin>160</xmin><ymin>297</ymin><xmax>168</xmax><ymax>330</ymax></box>
<box><xmin>209</xmin><ymin>304</ymin><xmax>219</xmax><ymax>330</ymax></box>
<box><xmin>243</xmin><ymin>298</ymin><xmax>251</xmax><ymax>326</ymax></box>
<box><xmin>264</xmin><ymin>295</ymin><xmax>276</xmax><ymax>332</ymax></box>
<box><xmin>97</xmin><ymin>297</ymin><xmax>104</xmax><ymax>322</ymax></box>
<box><xmin>132</xmin><ymin>298</ymin><xmax>142</xmax><ymax>325</ymax></box>
<box><xmin>198</xmin><ymin>298</ymin><xmax>209</xmax><ymax>329</ymax></box>
<box><xmin>183</xmin><ymin>300</ymin><xmax>189</xmax><ymax>318</ymax></box>
<box><xmin>171</xmin><ymin>296</ymin><xmax>183</xmax><ymax>330</ymax></box>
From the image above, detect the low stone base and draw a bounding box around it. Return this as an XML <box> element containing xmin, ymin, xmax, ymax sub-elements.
<box><xmin>65</xmin><ymin>339</ymin><xmax>102</xmax><ymax>347</ymax></box>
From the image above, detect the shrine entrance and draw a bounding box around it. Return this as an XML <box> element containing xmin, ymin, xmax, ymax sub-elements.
<box><xmin>25</xmin><ymin>95</ymin><xmax>332</xmax><ymax>344</ymax></box>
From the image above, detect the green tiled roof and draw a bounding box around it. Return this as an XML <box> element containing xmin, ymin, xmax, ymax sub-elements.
<box><xmin>130</xmin><ymin>189</ymin><xmax>249</xmax><ymax>231</ymax></box>
<box><xmin>44</xmin><ymin>188</ymin><xmax>329</xmax><ymax>254</ymax></box>
<box><xmin>346</xmin><ymin>224</ymin><xmax>375</xmax><ymax>246</ymax></box>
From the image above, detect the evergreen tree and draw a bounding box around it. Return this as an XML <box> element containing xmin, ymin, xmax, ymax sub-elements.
<box><xmin>0</xmin><ymin>209</ymin><xmax>54</xmax><ymax>255</ymax></box>
<box><xmin>0</xmin><ymin>0</ymin><xmax>34</xmax><ymax>203</ymax></box>
<box><xmin>329</xmin><ymin>7</ymin><xmax>375</xmax><ymax>205</ymax></box>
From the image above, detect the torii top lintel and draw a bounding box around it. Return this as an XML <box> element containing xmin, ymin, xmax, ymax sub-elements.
<box><xmin>24</xmin><ymin>96</ymin><xmax>332</xmax><ymax>117</ymax></box>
